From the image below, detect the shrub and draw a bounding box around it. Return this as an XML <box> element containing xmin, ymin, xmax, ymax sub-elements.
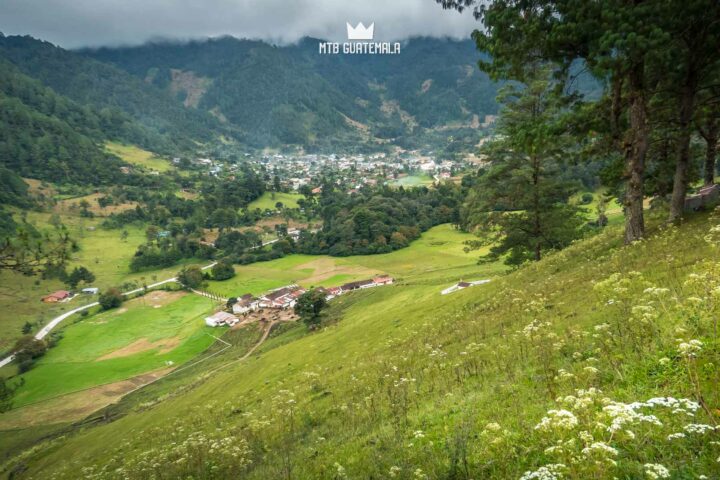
<box><xmin>99</xmin><ymin>288</ymin><xmax>124</xmax><ymax>310</ymax></box>
<box><xmin>212</xmin><ymin>261</ymin><xmax>236</xmax><ymax>281</ymax></box>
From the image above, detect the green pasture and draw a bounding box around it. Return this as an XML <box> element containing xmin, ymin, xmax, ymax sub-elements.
<box><xmin>105</xmin><ymin>142</ymin><xmax>173</xmax><ymax>172</ymax></box>
<box><xmin>207</xmin><ymin>224</ymin><xmax>501</xmax><ymax>298</ymax></box>
<box><xmin>247</xmin><ymin>191</ymin><xmax>303</xmax><ymax>210</ymax></box>
<box><xmin>8</xmin><ymin>293</ymin><xmax>218</xmax><ymax>407</ymax></box>
<box><xmin>390</xmin><ymin>174</ymin><xmax>434</xmax><ymax>187</ymax></box>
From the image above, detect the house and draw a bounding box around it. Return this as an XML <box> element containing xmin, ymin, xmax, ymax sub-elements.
<box><xmin>373</xmin><ymin>275</ymin><xmax>394</xmax><ymax>286</ymax></box>
<box><xmin>685</xmin><ymin>184</ymin><xmax>720</xmax><ymax>211</ymax></box>
<box><xmin>441</xmin><ymin>279</ymin><xmax>491</xmax><ymax>295</ymax></box>
<box><xmin>258</xmin><ymin>285</ymin><xmax>305</xmax><ymax>309</ymax></box>
<box><xmin>325</xmin><ymin>286</ymin><xmax>342</xmax><ymax>300</ymax></box>
<box><xmin>232</xmin><ymin>294</ymin><xmax>260</xmax><ymax>315</ymax></box>
<box><xmin>340</xmin><ymin>279</ymin><xmax>376</xmax><ymax>292</ymax></box>
<box><xmin>205</xmin><ymin>311</ymin><xmax>238</xmax><ymax>327</ymax></box>
<box><xmin>42</xmin><ymin>290</ymin><xmax>70</xmax><ymax>303</ymax></box>
<box><xmin>81</xmin><ymin>287</ymin><xmax>99</xmax><ymax>295</ymax></box>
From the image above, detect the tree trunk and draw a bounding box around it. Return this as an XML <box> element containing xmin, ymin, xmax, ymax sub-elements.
<box><xmin>624</xmin><ymin>63</ymin><xmax>649</xmax><ymax>244</ymax></box>
<box><xmin>532</xmin><ymin>155</ymin><xmax>542</xmax><ymax>261</ymax></box>
<box><xmin>669</xmin><ymin>67</ymin><xmax>698</xmax><ymax>223</ymax></box>
<box><xmin>610</xmin><ymin>74</ymin><xmax>624</xmax><ymax>150</ymax></box>
<box><xmin>701</xmin><ymin>118</ymin><xmax>718</xmax><ymax>186</ymax></box>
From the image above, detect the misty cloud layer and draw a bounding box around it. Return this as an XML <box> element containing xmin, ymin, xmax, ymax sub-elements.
<box><xmin>0</xmin><ymin>0</ymin><xmax>480</xmax><ymax>49</ymax></box>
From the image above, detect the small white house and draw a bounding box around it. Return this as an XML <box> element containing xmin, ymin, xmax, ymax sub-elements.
<box><xmin>441</xmin><ymin>279</ymin><xmax>491</xmax><ymax>295</ymax></box>
<box><xmin>205</xmin><ymin>311</ymin><xmax>238</xmax><ymax>327</ymax></box>
<box><xmin>82</xmin><ymin>287</ymin><xmax>100</xmax><ymax>295</ymax></box>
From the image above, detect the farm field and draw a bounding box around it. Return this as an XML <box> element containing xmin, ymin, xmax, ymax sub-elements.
<box><xmin>2</xmin><ymin>291</ymin><xmax>218</xmax><ymax>412</ymax></box>
<box><xmin>105</xmin><ymin>142</ymin><xmax>173</xmax><ymax>172</ymax></box>
<box><xmin>247</xmin><ymin>191</ymin><xmax>303</xmax><ymax>210</ymax></box>
<box><xmin>206</xmin><ymin>224</ymin><xmax>502</xmax><ymax>298</ymax></box>
<box><xmin>0</xmin><ymin>210</ymin><xmax>205</xmax><ymax>350</ymax></box>
<box><xmin>13</xmin><ymin>212</ymin><xmax>720</xmax><ymax>479</ymax></box>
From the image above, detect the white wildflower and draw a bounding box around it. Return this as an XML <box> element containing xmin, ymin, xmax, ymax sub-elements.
<box><xmin>519</xmin><ymin>463</ymin><xmax>566</xmax><ymax>480</ymax></box>
<box><xmin>644</xmin><ymin>463</ymin><xmax>670</xmax><ymax>479</ymax></box>
<box><xmin>677</xmin><ymin>339</ymin><xmax>703</xmax><ymax>358</ymax></box>
<box><xmin>684</xmin><ymin>424</ymin><xmax>718</xmax><ymax>435</ymax></box>
<box><xmin>535</xmin><ymin>410</ymin><xmax>578</xmax><ymax>432</ymax></box>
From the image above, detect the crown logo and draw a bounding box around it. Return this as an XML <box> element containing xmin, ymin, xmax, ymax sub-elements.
<box><xmin>346</xmin><ymin>22</ymin><xmax>374</xmax><ymax>41</ymax></box>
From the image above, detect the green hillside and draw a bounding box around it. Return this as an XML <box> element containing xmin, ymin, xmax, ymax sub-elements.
<box><xmin>5</xmin><ymin>210</ymin><xmax>719</xmax><ymax>479</ymax></box>
<box><xmin>0</xmin><ymin>35</ymin><xmax>229</xmax><ymax>154</ymax></box>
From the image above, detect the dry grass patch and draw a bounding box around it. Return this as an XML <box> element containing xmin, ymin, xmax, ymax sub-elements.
<box><xmin>141</xmin><ymin>290</ymin><xmax>186</xmax><ymax>308</ymax></box>
<box><xmin>54</xmin><ymin>193</ymin><xmax>138</xmax><ymax>217</ymax></box>
<box><xmin>96</xmin><ymin>337</ymin><xmax>181</xmax><ymax>361</ymax></box>
<box><xmin>0</xmin><ymin>367</ymin><xmax>173</xmax><ymax>429</ymax></box>
<box><xmin>294</xmin><ymin>257</ymin><xmax>381</xmax><ymax>285</ymax></box>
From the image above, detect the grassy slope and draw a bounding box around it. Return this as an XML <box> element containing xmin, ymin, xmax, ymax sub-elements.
<box><xmin>8</xmin><ymin>212</ymin><xmax>720</xmax><ymax>478</ymax></box>
<box><xmin>247</xmin><ymin>191</ymin><xmax>303</xmax><ymax>210</ymax></box>
<box><xmin>7</xmin><ymin>293</ymin><xmax>218</xmax><ymax>407</ymax></box>
<box><xmin>206</xmin><ymin>224</ymin><xmax>501</xmax><ymax>297</ymax></box>
<box><xmin>105</xmin><ymin>142</ymin><xmax>173</xmax><ymax>172</ymax></box>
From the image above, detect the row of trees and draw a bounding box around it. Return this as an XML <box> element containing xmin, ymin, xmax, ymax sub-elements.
<box><xmin>440</xmin><ymin>0</ymin><xmax>720</xmax><ymax>245</ymax></box>
<box><xmin>297</xmin><ymin>182</ymin><xmax>462</xmax><ymax>256</ymax></box>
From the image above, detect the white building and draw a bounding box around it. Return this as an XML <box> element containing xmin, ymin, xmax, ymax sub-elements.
<box><xmin>440</xmin><ymin>279</ymin><xmax>491</xmax><ymax>295</ymax></box>
<box><xmin>232</xmin><ymin>294</ymin><xmax>260</xmax><ymax>315</ymax></box>
<box><xmin>205</xmin><ymin>311</ymin><xmax>238</xmax><ymax>327</ymax></box>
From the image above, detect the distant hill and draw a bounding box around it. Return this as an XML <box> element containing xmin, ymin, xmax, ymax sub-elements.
<box><xmin>0</xmin><ymin>34</ymin><xmax>230</xmax><ymax>154</ymax></box>
<box><xmin>82</xmin><ymin>36</ymin><xmax>502</xmax><ymax>149</ymax></box>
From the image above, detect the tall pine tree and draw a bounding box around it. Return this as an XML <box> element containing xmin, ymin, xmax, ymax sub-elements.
<box><xmin>464</xmin><ymin>65</ymin><xmax>584</xmax><ymax>265</ymax></box>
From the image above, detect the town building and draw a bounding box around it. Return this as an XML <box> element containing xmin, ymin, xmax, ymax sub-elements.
<box><xmin>41</xmin><ymin>290</ymin><xmax>70</xmax><ymax>303</ymax></box>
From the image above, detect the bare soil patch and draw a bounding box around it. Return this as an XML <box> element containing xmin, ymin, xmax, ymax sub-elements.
<box><xmin>97</xmin><ymin>336</ymin><xmax>181</xmax><ymax>361</ymax></box>
<box><xmin>142</xmin><ymin>290</ymin><xmax>186</xmax><ymax>308</ymax></box>
<box><xmin>0</xmin><ymin>367</ymin><xmax>173</xmax><ymax>429</ymax></box>
<box><xmin>233</xmin><ymin>308</ymin><xmax>298</xmax><ymax>329</ymax></box>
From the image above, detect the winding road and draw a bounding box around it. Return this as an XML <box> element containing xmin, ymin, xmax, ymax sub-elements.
<box><xmin>0</xmin><ymin>262</ymin><xmax>218</xmax><ymax>369</ymax></box>
<box><xmin>0</xmin><ymin>232</ymin><xmax>302</xmax><ymax>369</ymax></box>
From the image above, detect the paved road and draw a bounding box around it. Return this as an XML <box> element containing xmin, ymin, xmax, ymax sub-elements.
<box><xmin>0</xmin><ymin>262</ymin><xmax>217</xmax><ymax>369</ymax></box>
<box><xmin>0</xmin><ymin>232</ymin><xmax>291</xmax><ymax>368</ymax></box>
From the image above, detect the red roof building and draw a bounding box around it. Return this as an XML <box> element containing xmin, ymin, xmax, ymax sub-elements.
<box><xmin>41</xmin><ymin>290</ymin><xmax>70</xmax><ymax>303</ymax></box>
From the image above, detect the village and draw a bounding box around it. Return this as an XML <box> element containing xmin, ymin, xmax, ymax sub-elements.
<box><xmin>171</xmin><ymin>149</ymin><xmax>475</xmax><ymax>192</ymax></box>
<box><xmin>204</xmin><ymin>275</ymin><xmax>395</xmax><ymax>328</ymax></box>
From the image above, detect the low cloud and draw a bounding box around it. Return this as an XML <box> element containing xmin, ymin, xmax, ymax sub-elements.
<box><xmin>0</xmin><ymin>0</ymin><xmax>479</xmax><ymax>49</ymax></box>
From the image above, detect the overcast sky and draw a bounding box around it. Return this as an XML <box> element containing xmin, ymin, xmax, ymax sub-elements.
<box><xmin>0</xmin><ymin>0</ymin><xmax>480</xmax><ymax>49</ymax></box>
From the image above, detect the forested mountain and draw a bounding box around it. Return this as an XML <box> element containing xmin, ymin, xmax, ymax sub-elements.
<box><xmin>0</xmin><ymin>61</ymin><xmax>128</xmax><ymax>203</ymax></box>
<box><xmin>83</xmin><ymin>36</ymin><xmax>502</xmax><ymax>148</ymax></box>
<box><xmin>0</xmin><ymin>34</ymin><xmax>229</xmax><ymax>154</ymax></box>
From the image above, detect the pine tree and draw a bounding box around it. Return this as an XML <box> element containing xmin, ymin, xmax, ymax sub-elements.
<box><xmin>464</xmin><ymin>65</ymin><xmax>584</xmax><ymax>265</ymax></box>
